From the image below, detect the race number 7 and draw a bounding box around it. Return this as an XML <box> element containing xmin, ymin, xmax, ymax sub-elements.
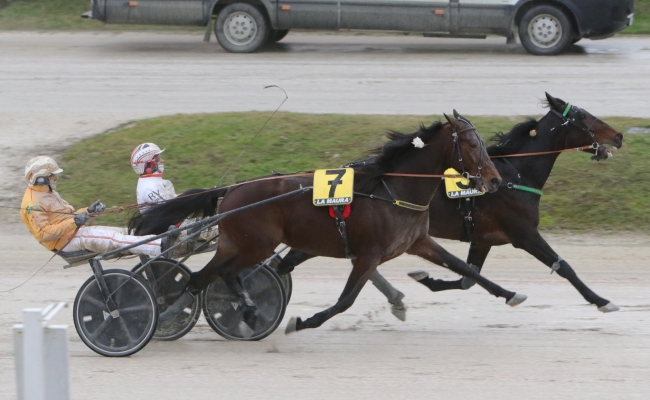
<box><xmin>326</xmin><ymin>169</ymin><xmax>346</xmax><ymax>197</ymax></box>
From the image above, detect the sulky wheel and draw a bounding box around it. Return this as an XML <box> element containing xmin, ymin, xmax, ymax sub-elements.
<box><xmin>73</xmin><ymin>269</ymin><xmax>157</xmax><ymax>357</ymax></box>
<box><xmin>202</xmin><ymin>263</ymin><xmax>286</xmax><ymax>341</ymax></box>
<box><xmin>215</xmin><ymin>3</ymin><xmax>270</xmax><ymax>53</ymax></box>
<box><xmin>518</xmin><ymin>5</ymin><xmax>573</xmax><ymax>56</ymax></box>
<box><xmin>132</xmin><ymin>258</ymin><xmax>202</xmax><ymax>341</ymax></box>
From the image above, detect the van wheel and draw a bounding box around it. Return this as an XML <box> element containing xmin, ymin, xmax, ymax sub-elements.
<box><xmin>215</xmin><ymin>3</ymin><xmax>270</xmax><ymax>53</ymax></box>
<box><xmin>519</xmin><ymin>5</ymin><xmax>573</xmax><ymax>55</ymax></box>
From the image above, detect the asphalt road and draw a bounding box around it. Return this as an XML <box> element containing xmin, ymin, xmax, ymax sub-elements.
<box><xmin>1</xmin><ymin>31</ymin><xmax>649</xmax><ymax>399</ymax></box>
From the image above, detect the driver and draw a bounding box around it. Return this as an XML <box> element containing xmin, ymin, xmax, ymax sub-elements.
<box><xmin>20</xmin><ymin>156</ymin><xmax>172</xmax><ymax>256</ymax></box>
<box><xmin>131</xmin><ymin>143</ymin><xmax>217</xmax><ymax>245</ymax></box>
<box><xmin>131</xmin><ymin>143</ymin><xmax>176</xmax><ymax>211</ymax></box>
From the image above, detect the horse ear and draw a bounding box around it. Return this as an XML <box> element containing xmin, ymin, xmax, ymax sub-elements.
<box><xmin>443</xmin><ymin>113</ymin><xmax>454</xmax><ymax>125</ymax></box>
<box><xmin>453</xmin><ymin>109</ymin><xmax>461</xmax><ymax>119</ymax></box>
<box><xmin>545</xmin><ymin>92</ymin><xmax>565</xmax><ymax>111</ymax></box>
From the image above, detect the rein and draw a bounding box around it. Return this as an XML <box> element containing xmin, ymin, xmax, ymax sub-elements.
<box><xmin>489</xmin><ymin>144</ymin><xmax>596</xmax><ymax>158</ymax></box>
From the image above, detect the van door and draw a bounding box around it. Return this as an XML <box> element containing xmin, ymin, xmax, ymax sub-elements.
<box><xmin>454</xmin><ymin>0</ymin><xmax>516</xmax><ymax>34</ymax></box>
<box><xmin>105</xmin><ymin>0</ymin><xmax>208</xmax><ymax>26</ymax></box>
<box><xmin>276</xmin><ymin>0</ymin><xmax>340</xmax><ymax>30</ymax></box>
<box><xmin>339</xmin><ymin>0</ymin><xmax>450</xmax><ymax>33</ymax></box>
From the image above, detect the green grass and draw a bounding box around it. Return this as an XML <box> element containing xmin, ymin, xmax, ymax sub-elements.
<box><xmin>0</xmin><ymin>0</ymin><xmax>202</xmax><ymax>31</ymax></box>
<box><xmin>1</xmin><ymin>0</ymin><xmax>648</xmax><ymax>34</ymax></box>
<box><xmin>59</xmin><ymin>112</ymin><xmax>650</xmax><ymax>232</ymax></box>
<box><xmin>623</xmin><ymin>0</ymin><xmax>650</xmax><ymax>35</ymax></box>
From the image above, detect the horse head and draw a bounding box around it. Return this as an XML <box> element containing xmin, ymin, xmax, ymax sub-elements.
<box><xmin>545</xmin><ymin>92</ymin><xmax>623</xmax><ymax>161</ymax></box>
<box><xmin>444</xmin><ymin>110</ymin><xmax>501</xmax><ymax>193</ymax></box>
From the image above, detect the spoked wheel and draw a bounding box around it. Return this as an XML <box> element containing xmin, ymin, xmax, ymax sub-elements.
<box><xmin>132</xmin><ymin>258</ymin><xmax>202</xmax><ymax>341</ymax></box>
<box><xmin>267</xmin><ymin>254</ymin><xmax>292</xmax><ymax>304</ymax></box>
<box><xmin>73</xmin><ymin>269</ymin><xmax>157</xmax><ymax>357</ymax></box>
<box><xmin>202</xmin><ymin>264</ymin><xmax>286</xmax><ymax>341</ymax></box>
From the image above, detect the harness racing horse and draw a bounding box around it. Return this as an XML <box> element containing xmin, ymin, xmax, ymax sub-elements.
<box><xmin>132</xmin><ymin>111</ymin><xmax>528</xmax><ymax>335</ymax></box>
<box><xmin>278</xmin><ymin>93</ymin><xmax>624</xmax><ymax>314</ymax></box>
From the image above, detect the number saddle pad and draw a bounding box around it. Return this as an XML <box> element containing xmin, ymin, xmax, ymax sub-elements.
<box><xmin>444</xmin><ymin>168</ymin><xmax>486</xmax><ymax>199</ymax></box>
<box><xmin>313</xmin><ymin>168</ymin><xmax>354</xmax><ymax>206</ymax></box>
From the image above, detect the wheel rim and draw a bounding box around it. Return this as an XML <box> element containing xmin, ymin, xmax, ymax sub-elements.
<box><xmin>223</xmin><ymin>11</ymin><xmax>258</xmax><ymax>46</ymax></box>
<box><xmin>133</xmin><ymin>260</ymin><xmax>200</xmax><ymax>340</ymax></box>
<box><xmin>75</xmin><ymin>272</ymin><xmax>156</xmax><ymax>356</ymax></box>
<box><xmin>527</xmin><ymin>14</ymin><xmax>563</xmax><ymax>49</ymax></box>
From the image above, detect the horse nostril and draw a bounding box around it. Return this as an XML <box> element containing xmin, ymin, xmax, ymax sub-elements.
<box><xmin>490</xmin><ymin>177</ymin><xmax>501</xmax><ymax>188</ymax></box>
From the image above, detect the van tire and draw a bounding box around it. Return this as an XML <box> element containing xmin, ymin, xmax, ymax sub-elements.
<box><xmin>519</xmin><ymin>5</ymin><xmax>573</xmax><ymax>55</ymax></box>
<box><xmin>215</xmin><ymin>3</ymin><xmax>270</xmax><ymax>53</ymax></box>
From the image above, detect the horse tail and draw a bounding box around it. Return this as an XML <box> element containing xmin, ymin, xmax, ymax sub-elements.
<box><xmin>128</xmin><ymin>187</ymin><xmax>229</xmax><ymax>235</ymax></box>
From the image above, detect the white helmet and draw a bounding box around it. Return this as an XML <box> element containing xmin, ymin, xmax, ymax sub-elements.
<box><xmin>131</xmin><ymin>143</ymin><xmax>165</xmax><ymax>175</ymax></box>
<box><xmin>25</xmin><ymin>156</ymin><xmax>63</xmax><ymax>186</ymax></box>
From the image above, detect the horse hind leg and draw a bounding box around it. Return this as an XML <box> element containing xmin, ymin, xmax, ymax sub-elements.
<box><xmin>408</xmin><ymin>243</ymin><xmax>491</xmax><ymax>292</ymax></box>
<box><xmin>407</xmin><ymin>236</ymin><xmax>526</xmax><ymax>306</ymax></box>
<box><xmin>286</xmin><ymin>255</ymin><xmax>380</xmax><ymax>334</ymax></box>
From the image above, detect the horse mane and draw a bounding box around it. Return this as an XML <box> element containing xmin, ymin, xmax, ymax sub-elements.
<box><xmin>487</xmin><ymin>119</ymin><xmax>539</xmax><ymax>157</ymax></box>
<box><xmin>356</xmin><ymin>121</ymin><xmax>444</xmax><ymax>191</ymax></box>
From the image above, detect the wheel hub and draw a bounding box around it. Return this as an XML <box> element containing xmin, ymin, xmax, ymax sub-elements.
<box><xmin>224</xmin><ymin>12</ymin><xmax>257</xmax><ymax>46</ymax></box>
<box><xmin>528</xmin><ymin>14</ymin><xmax>562</xmax><ymax>48</ymax></box>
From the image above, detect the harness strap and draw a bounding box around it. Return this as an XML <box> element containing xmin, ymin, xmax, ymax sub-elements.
<box><xmin>354</xmin><ymin>192</ymin><xmax>429</xmax><ymax>211</ymax></box>
<box><xmin>507</xmin><ymin>183</ymin><xmax>543</xmax><ymax>196</ymax></box>
<box><xmin>562</xmin><ymin>103</ymin><xmax>572</xmax><ymax>117</ymax></box>
<box><xmin>332</xmin><ymin>205</ymin><xmax>356</xmax><ymax>259</ymax></box>
<box><xmin>393</xmin><ymin>200</ymin><xmax>429</xmax><ymax>211</ymax></box>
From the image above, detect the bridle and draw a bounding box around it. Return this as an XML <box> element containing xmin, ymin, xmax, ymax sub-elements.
<box><xmin>452</xmin><ymin>116</ymin><xmax>489</xmax><ymax>190</ymax></box>
<box><xmin>550</xmin><ymin>102</ymin><xmax>602</xmax><ymax>156</ymax></box>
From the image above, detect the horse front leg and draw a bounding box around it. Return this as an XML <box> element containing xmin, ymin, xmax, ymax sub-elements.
<box><xmin>407</xmin><ymin>236</ymin><xmax>526</xmax><ymax>306</ymax></box>
<box><xmin>409</xmin><ymin>242</ymin><xmax>492</xmax><ymax>292</ymax></box>
<box><xmin>511</xmin><ymin>230</ymin><xmax>618</xmax><ymax>312</ymax></box>
<box><xmin>369</xmin><ymin>271</ymin><xmax>407</xmax><ymax>321</ymax></box>
<box><xmin>285</xmin><ymin>254</ymin><xmax>381</xmax><ymax>333</ymax></box>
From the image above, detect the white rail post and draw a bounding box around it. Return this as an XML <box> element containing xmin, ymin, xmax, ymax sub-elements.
<box><xmin>13</xmin><ymin>302</ymin><xmax>70</xmax><ymax>400</ymax></box>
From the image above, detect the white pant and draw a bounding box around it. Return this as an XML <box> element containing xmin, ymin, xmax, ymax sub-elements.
<box><xmin>62</xmin><ymin>226</ymin><xmax>161</xmax><ymax>256</ymax></box>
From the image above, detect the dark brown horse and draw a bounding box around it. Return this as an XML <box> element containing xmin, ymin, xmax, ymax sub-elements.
<box><xmin>279</xmin><ymin>93</ymin><xmax>624</xmax><ymax>314</ymax></box>
<box><xmin>132</xmin><ymin>111</ymin><xmax>527</xmax><ymax>335</ymax></box>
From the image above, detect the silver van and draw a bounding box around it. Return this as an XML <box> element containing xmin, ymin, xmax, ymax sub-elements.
<box><xmin>89</xmin><ymin>0</ymin><xmax>634</xmax><ymax>55</ymax></box>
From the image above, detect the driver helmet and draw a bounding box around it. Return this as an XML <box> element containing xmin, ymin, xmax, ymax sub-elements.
<box><xmin>25</xmin><ymin>156</ymin><xmax>63</xmax><ymax>187</ymax></box>
<box><xmin>131</xmin><ymin>143</ymin><xmax>165</xmax><ymax>175</ymax></box>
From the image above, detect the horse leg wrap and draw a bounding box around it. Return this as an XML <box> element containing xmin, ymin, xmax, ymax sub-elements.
<box><xmin>550</xmin><ymin>256</ymin><xmax>566</xmax><ymax>275</ymax></box>
<box><xmin>333</xmin><ymin>206</ymin><xmax>356</xmax><ymax>259</ymax></box>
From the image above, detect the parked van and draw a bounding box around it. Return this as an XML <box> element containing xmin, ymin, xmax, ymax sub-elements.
<box><xmin>88</xmin><ymin>0</ymin><xmax>634</xmax><ymax>55</ymax></box>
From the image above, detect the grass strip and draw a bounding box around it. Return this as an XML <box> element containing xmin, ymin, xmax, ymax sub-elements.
<box><xmin>59</xmin><ymin>112</ymin><xmax>650</xmax><ymax>232</ymax></box>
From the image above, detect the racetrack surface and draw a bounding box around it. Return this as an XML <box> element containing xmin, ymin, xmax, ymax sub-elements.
<box><xmin>2</xmin><ymin>32</ymin><xmax>650</xmax><ymax>221</ymax></box>
<box><xmin>1</xmin><ymin>227</ymin><xmax>649</xmax><ymax>399</ymax></box>
<box><xmin>1</xmin><ymin>31</ymin><xmax>650</xmax><ymax>399</ymax></box>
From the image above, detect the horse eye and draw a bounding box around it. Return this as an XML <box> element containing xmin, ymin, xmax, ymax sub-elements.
<box><xmin>469</xmin><ymin>141</ymin><xmax>478</xmax><ymax>149</ymax></box>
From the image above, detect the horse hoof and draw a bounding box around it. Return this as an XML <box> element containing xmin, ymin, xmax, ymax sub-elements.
<box><xmin>506</xmin><ymin>293</ymin><xmax>527</xmax><ymax>307</ymax></box>
<box><xmin>598</xmin><ymin>302</ymin><xmax>620</xmax><ymax>313</ymax></box>
<box><xmin>238</xmin><ymin>321</ymin><xmax>254</xmax><ymax>339</ymax></box>
<box><xmin>285</xmin><ymin>316</ymin><xmax>298</xmax><ymax>335</ymax></box>
<box><xmin>408</xmin><ymin>270</ymin><xmax>429</xmax><ymax>281</ymax></box>
<box><xmin>460</xmin><ymin>264</ymin><xmax>480</xmax><ymax>290</ymax></box>
<box><xmin>391</xmin><ymin>305</ymin><xmax>406</xmax><ymax>322</ymax></box>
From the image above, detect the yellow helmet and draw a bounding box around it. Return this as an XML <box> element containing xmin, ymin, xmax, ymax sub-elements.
<box><xmin>25</xmin><ymin>156</ymin><xmax>63</xmax><ymax>186</ymax></box>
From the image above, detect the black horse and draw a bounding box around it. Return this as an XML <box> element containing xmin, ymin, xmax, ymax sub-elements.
<box><xmin>132</xmin><ymin>112</ymin><xmax>527</xmax><ymax>335</ymax></box>
<box><xmin>278</xmin><ymin>93</ymin><xmax>624</xmax><ymax>313</ymax></box>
